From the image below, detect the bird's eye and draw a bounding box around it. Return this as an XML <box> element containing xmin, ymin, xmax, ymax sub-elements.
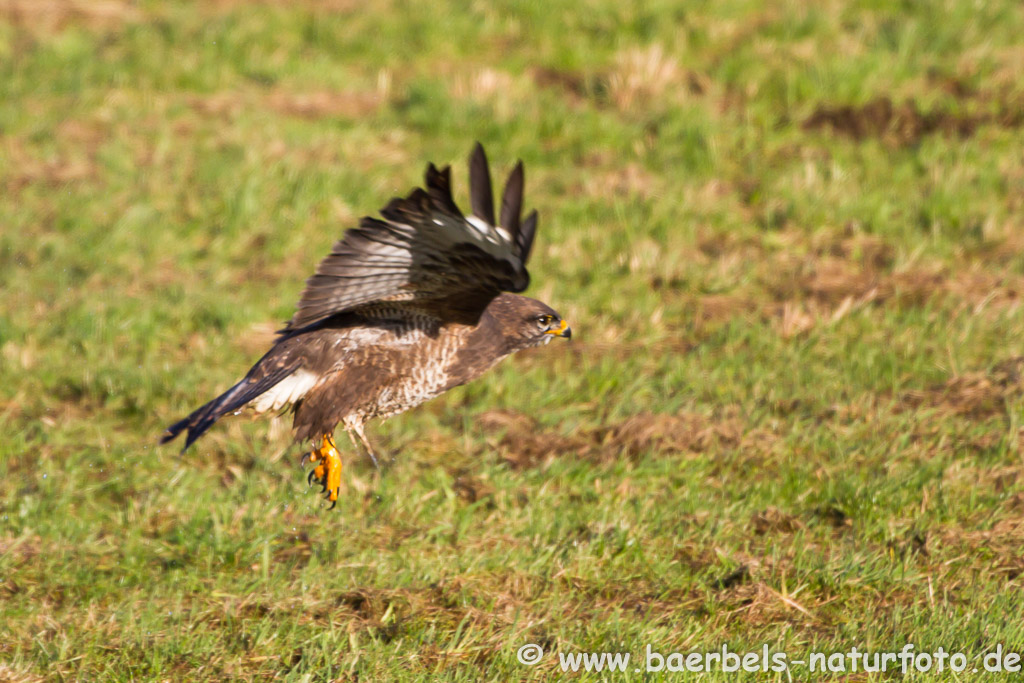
<box><xmin>538</xmin><ymin>314</ymin><xmax>553</xmax><ymax>325</ymax></box>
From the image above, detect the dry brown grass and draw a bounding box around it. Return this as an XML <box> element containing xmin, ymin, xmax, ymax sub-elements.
<box><xmin>267</xmin><ymin>90</ymin><xmax>386</xmax><ymax>120</ymax></box>
<box><xmin>938</xmin><ymin>518</ymin><xmax>1024</xmax><ymax>580</ymax></box>
<box><xmin>579</xmin><ymin>161</ymin><xmax>661</xmax><ymax>199</ymax></box>
<box><xmin>900</xmin><ymin>357</ymin><xmax>1024</xmax><ymax>419</ymax></box>
<box><xmin>2</xmin><ymin>139</ymin><xmax>98</xmax><ymax>192</ymax></box>
<box><xmin>528</xmin><ymin>45</ymin><xmax>708</xmax><ymax>114</ymax></box>
<box><xmin>694</xmin><ymin>293</ymin><xmax>759</xmax><ymax>325</ymax></box>
<box><xmin>608</xmin><ymin>44</ymin><xmax>686</xmax><ymax>111</ymax></box>
<box><xmin>0</xmin><ymin>662</ymin><xmax>45</xmax><ymax>683</ymax></box>
<box><xmin>189</xmin><ymin>86</ymin><xmax>387</xmax><ymax>121</ymax></box>
<box><xmin>0</xmin><ymin>0</ymin><xmax>141</xmax><ymax>32</ymax></box>
<box><xmin>448</xmin><ymin>68</ymin><xmax>517</xmax><ymax>102</ymax></box>
<box><xmin>641</xmin><ymin>219</ymin><xmax>1024</xmax><ymax>339</ymax></box>
<box><xmin>477</xmin><ymin>409</ymin><xmax>754</xmax><ymax>470</ymax></box>
<box><xmin>201</xmin><ymin>0</ymin><xmax>372</xmax><ymax>12</ymax></box>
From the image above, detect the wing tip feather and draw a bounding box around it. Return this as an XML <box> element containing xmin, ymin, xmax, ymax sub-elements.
<box><xmin>424</xmin><ymin>162</ymin><xmax>461</xmax><ymax>216</ymax></box>
<box><xmin>500</xmin><ymin>160</ymin><xmax>524</xmax><ymax>240</ymax></box>
<box><xmin>469</xmin><ymin>142</ymin><xmax>496</xmax><ymax>226</ymax></box>
<box><xmin>519</xmin><ymin>208</ymin><xmax>538</xmax><ymax>264</ymax></box>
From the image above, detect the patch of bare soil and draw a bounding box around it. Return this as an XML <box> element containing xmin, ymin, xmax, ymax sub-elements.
<box><xmin>479</xmin><ymin>409</ymin><xmax>749</xmax><ymax>470</ymax></box>
<box><xmin>560</xmin><ymin>574</ymin><xmax>703</xmax><ymax>623</ymax></box>
<box><xmin>719</xmin><ymin>581</ymin><xmax>823</xmax><ymax>626</ymax></box>
<box><xmin>266</xmin><ymin>90</ymin><xmax>384</xmax><ymax>119</ymax></box>
<box><xmin>478</xmin><ymin>410</ymin><xmax>592</xmax><ymax>470</ymax></box>
<box><xmin>750</xmin><ymin>507</ymin><xmax>804</xmax><ymax>535</ymax></box>
<box><xmin>756</xmin><ymin>231</ymin><xmax>1023</xmax><ymax>337</ymax></box>
<box><xmin>449</xmin><ymin>471</ymin><xmax>495</xmax><ymax>505</ymax></box>
<box><xmin>793</xmin><ymin>257</ymin><xmax>878</xmax><ymax>305</ymax></box>
<box><xmin>693</xmin><ymin>294</ymin><xmax>759</xmax><ymax>325</ymax></box>
<box><xmin>817</xmin><ymin>232</ymin><xmax>896</xmax><ymax>270</ymax></box>
<box><xmin>808</xmin><ymin>262</ymin><xmax>957</xmax><ymax>309</ymax></box>
<box><xmin>761</xmin><ymin>255</ymin><xmax>949</xmax><ymax>338</ymax></box>
<box><xmin>938</xmin><ymin>518</ymin><xmax>1024</xmax><ymax>580</ymax></box>
<box><xmin>900</xmin><ymin>357</ymin><xmax>1024</xmax><ymax>418</ymax></box>
<box><xmin>648</xmin><ymin>225</ymin><xmax>1019</xmax><ymax>336</ymax></box>
<box><xmin>2</xmin><ymin>143</ymin><xmax>98</xmax><ymax>192</ymax></box>
<box><xmin>598</xmin><ymin>412</ymin><xmax>743</xmax><ymax>458</ymax></box>
<box><xmin>803</xmin><ymin>96</ymin><xmax>1024</xmax><ymax>146</ymax></box>
<box><xmin>530</xmin><ymin>46</ymin><xmax>707</xmax><ymax>112</ymax></box>
<box><xmin>529</xmin><ymin>66</ymin><xmax>591</xmax><ymax>104</ymax></box>
<box><xmin>703</xmin><ymin>551</ymin><xmax>832</xmax><ymax>628</ymax></box>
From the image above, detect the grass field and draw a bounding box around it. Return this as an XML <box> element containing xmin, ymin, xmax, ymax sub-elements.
<box><xmin>4</xmin><ymin>0</ymin><xmax>1024</xmax><ymax>679</ymax></box>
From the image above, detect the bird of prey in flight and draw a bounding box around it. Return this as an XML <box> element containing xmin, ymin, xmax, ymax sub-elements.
<box><xmin>161</xmin><ymin>144</ymin><xmax>571</xmax><ymax>508</ymax></box>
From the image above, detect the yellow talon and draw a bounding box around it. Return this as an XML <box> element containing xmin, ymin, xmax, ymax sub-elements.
<box><xmin>322</xmin><ymin>438</ymin><xmax>342</xmax><ymax>503</ymax></box>
<box><xmin>306</xmin><ymin>434</ymin><xmax>343</xmax><ymax>507</ymax></box>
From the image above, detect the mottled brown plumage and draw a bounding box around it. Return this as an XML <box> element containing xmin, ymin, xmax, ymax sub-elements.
<box><xmin>161</xmin><ymin>144</ymin><xmax>570</xmax><ymax>504</ymax></box>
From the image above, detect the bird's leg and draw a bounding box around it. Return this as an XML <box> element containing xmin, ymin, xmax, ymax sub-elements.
<box><xmin>343</xmin><ymin>429</ymin><xmax>376</xmax><ymax>471</ymax></box>
<box><xmin>351</xmin><ymin>422</ymin><xmax>381</xmax><ymax>469</ymax></box>
<box><xmin>305</xmin><ymin>433</ymin><xmax>343</xmax><ymax>509</ymax></box>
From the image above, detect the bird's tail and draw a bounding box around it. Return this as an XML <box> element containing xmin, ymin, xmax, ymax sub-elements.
<box><xmin>160</xmin><ymin>355</ymin><xmax>302</xmax><ymax>452</ymax></box>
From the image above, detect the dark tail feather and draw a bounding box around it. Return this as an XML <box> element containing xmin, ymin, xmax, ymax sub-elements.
<box><xmin>160</xmin><ymin>415</ymin><xmax>194</xmax><ymax>447</ymax></box>
<box><xmin>159</xmin><ymin>387</ymin><xmax>239</xmax><ymax>452</ymax></box>
<box><xmin>160</xmin><ymin>357</ymin><xmax>301</xmax><ymax>452</ymax></box>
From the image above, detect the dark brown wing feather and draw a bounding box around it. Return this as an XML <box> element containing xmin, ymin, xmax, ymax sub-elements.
<box><xmin>283</xmin><ymin>144</ymin><xmax>537</xmax><ymax>333</ymax></box>
<box><xmin>499</xmin><ymin>161</ymin><xmax>523</xmax><ymax>241</ymax></box>
<box><xmin>519</xmin><ymin>209</ymin><xmax>538</xmax><ymax>264</ymax></box>
<box><xmin>469</xmin><ymin>142</ymin><xmax>496</xmax><ymax>226</ymax></box>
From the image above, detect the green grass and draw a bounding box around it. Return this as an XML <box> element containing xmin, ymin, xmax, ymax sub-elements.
<box><xmin>4</xmin><ymin>0</ymin><xmax>1024</xmax><ymax>679</ymax></box>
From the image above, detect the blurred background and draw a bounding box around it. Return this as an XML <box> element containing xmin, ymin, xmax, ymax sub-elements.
<box><xmin>3</xmin><ymin>0</ymin><xmax>1024</xmax><ymax>679</ymax></box>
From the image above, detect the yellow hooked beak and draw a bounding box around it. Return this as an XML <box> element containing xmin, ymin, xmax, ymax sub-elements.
<box><xmin>545</xmin><ymin>318</ymin><xmax>572</xmax><ymax>339</ymax></box>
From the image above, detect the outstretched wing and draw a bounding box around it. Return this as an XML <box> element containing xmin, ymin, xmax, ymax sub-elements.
<box><xmin>283</xmin><ymin>143</ymin><xmax>539</xmax><ymax>333</ymax></box>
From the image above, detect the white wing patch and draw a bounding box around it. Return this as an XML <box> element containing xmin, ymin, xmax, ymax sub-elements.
<box><xmin>457</xmin><ymin>216</ymin><xmax>519</xmax><ymax>264</ymax></box>
<box><xmin>379</xmin><ymin>216</ymin><xmax>520</xmax><ymax>276</ymax></box>
<box><xmin>249</xmin><ymin>369</ymin><xmax>319</xmax><ymax>413</ymax></box>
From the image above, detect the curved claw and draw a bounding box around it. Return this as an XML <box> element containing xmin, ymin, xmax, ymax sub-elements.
<box><xmin>305</xmin><ymin>434</ymin><xmax>343</xmax><ymax>511</ymax></box>
<box><xmin>327</xmin><ymin>498</ymin><xmax>337</xmax><ymax>511</ymax></box>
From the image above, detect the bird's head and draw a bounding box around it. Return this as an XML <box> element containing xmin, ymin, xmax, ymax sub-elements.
<box><xmin>487</xmin><ymin>294</ymin><xmax>571</xmax><ymax>351</ymax></box>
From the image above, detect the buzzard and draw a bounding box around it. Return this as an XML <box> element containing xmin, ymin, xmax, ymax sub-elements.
<box><xmin>161</xmin><ymin>144</ymin><xmax>570</xmax><ymax>508</ymax></box>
